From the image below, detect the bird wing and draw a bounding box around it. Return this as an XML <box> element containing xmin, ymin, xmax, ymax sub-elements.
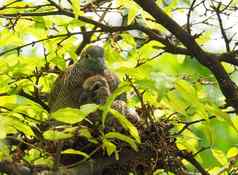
<box><xmin>48</xmin><ymin>74</ymin><xmax>65</xmax><ymax>111</ymax></box>
<box><xmin>48</xmin><ymin>64</ymin><xmax>96</xmax><ymax>112</ymax></box>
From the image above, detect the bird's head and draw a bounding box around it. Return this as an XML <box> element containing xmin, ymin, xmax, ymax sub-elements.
<box><xmin>77</xmin><ymin>45</ymin><xmax>105</xmax><ymax>72</ymax></box>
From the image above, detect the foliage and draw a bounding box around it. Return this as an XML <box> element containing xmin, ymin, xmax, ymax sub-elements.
<box><xmin>0</xmin><ymin>0</ymin><xmax>238</xmax><ymax>174</ymax></box>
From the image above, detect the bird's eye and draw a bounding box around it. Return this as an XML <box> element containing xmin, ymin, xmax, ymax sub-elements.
<box><xmin>85</xmin><ymin>54</ymin><xmax>89</xmax><ymax>58</ymax></box>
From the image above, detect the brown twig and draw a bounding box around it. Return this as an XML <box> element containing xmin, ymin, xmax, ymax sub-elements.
<box><xmin>177</xmin><ymin>150</ymin><xmax>210</xmax><ymax>175</ymax></box>
<box><xmin>133</xmin><ymin>0</ymin><xmax>238</xmax><ymax>112</ymax></box>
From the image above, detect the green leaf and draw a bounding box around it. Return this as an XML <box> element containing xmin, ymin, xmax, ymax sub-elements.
<box><xmin>80</xmin><ymin>103</ymin><xmax>99</xmax><ymax>115</ymax></box>
<box><xmin>0</xmin><ymin>141</ymin><xmax>10</xmax><ymax>160</ymax></box>
<box><xmin>24</xmin><ymin>148</ymin><xmax>41</xmax><ymax>162</ymax></box>
<box><xmin>43</xmin><ymin>130</ymin><xmax>73</xmax><ymax>140</ymax></box>
<box><xmin>175</xmin><ymin>79</ymin><xmax>197</xmax><ymax>102</ymax></box>
<box><xmin>51</xmin><ymin>108</ymin><xmax>85</xmax><ymax>124</ymax></box>
<box><xmin>103</xmin><ymin>139</ymin><xmax>117</xmax><ymax>156</ymax></box>
<box><xmin>0</xmin><ymin>95</ymin><xmax>46</xmax><ymax>112</ymax></box>
<box><xmin>204</xmin><ymin>122</ymin><xmax>214</xmax><ymax>145</ymax></box>
<box><xmin>0</xmin><ymin>61</ymin><xmax>9</xmax><ymax>74</ymax></box>
<box><xmin>104</xmin><ymin>42</ymin><xmax>125</xmax><ymax>63</ymax></box>
<box><xmin>79</xmin><ymin>128</ymin><xmax>92</xmax><ymax>139</ymax></box>
<box><xmin>135</xmin><ymin>79</ymin><xmax>157</xmax><ymax>91</ymax></box>
<box><xmin>71</xmin><ymin>0</ymin><xmax>83</xmax><ymax>18</ymax></box>
<box><xmin>24</xmin><ymin>148</ymin><xmax>54</xmax><ymax>167</ymax></box>
<box><xmin>121</xmin><ymin>33</ymin><xmax>136</xmax><ymax>47</ymax></box>
<box><xmin>109</xmin><ymin>108</ymin><xmax>141</xmax><ymax>143</ymax></box>
<box><xmin>78</xmin><ymin>127</ymin><xmax>99</xmax><ymax>143</ymax></box>
<box><xmin>0</xmin><ymin>125</ymin><xmax>7</xmax><ymax>139</ymax></box>
<box><xmin>128</xmin><ymin>2</ymin><xmax>138</xmax><ymax>24</ymax></box>
<box><xmin>14</xmin><ymin>104</ymin><xmax>47</xmax><ymax>122</ymax></box>
<box><xmin>176</xmin><ymin>130</ymin><xmax>199</xmax><ymax>152</ymax></box>
<box><xmin>2</xmin><ymin>115</ymin><xmax>35</xmax><ymax>137</ymax></box>
<box><xmin>211</xmin><ymin>148</ymin><xmax>228</xmax><ymax>166</ymax></box>
<box><xmin>50</xmin><ymin>56</ymin><xmax>66</xmax><ymax>70</ymax></box>
<box><xmin>51</xmin><ymin>104</ymin><xmax>98</xmax><ymax>124</ymax></box>
<box><xmin>227</xmin><ymin>147</ymin><xmax>238</xmax><ymax>159</ymax></box>
<box><xmin>33</xmin><ymin>16</ymin><xmax>46</xmax><ymax>29</ymax></box>
<box><xmin>166</xmin><ymin>91</ymin><xmax>188</xmax><ymax>115</ymax></box>
<box><xmin>195</xmin><ymin>31</ymin><xmax>211</xmax><ymax>45</ymax></box>
<box><xmin>104</xmin><ymin>132</ymin><xmax>138</xmax><ymax>151</ymax></box>
<box><xmin>101</xmin><ymin>84</ymin><xmax>130</xmax><ymax>127</ymax></box>
<box><xmin>175</xmin><ymin>79</ymin><xmax>209</xmax><ymax>118</ymax></box>
<box><xmin>62</xmin><ymin>149</ymin><xmax>89</xmax><ymax>158</ymax></box>
<box><xmin>205</xmin><ymin>104</ymin><xmax>238</xmax><ymax>133</ymax></box>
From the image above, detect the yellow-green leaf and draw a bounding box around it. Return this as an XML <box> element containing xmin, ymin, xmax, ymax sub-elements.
<box><xmin>103</xmin><ymin>139</ymin><xmax>117</xmax><ymax>156</ymax></box>
<box><xmin>205</xmin><ymin>104</ymin><xmax>238</xmax><ymax>133</ymax></box>
<box><xmin>128</xmin><ymin>3</ymin><xmax>138</xmax><ymax>24</ymax></box>
<box><xmin>62</xmin><ymin>149</ymin><xmax>89</xmax><ymax>158</ymax></box>
<box><xmin>51</xmin><ymin>108</ymin><xmax>85</xmax><ymax>124</ymax></box>
<box><xmin>71</xmin><ymin>0</ymin><xmax>83</xmax><ymax>18</ymax></box>
<box><xmin>109</xmin><ymin>108</ymin><xmax>141</xmax><ymax>143</ymax></box>
<box><xmin>80</xmin><ymin>104</ymin><xmax>99</xmax><ymax>115</ymax></box>
<box><xmin>227</xmin><ymin>147</ymin><xmax>238</xmax><ymax>159</ymax></box>
<box><xmin>211</xmin><ymin>148</ymin><xmax>228</xmax><ymax>166</ymax></box>
<box><xmin>43</xmin><ymin>130</ymin><xmax>73</xmax><ymax>140</ymax></box>
<box><xmin>104</xmin><ymin>132</ymin><xmax>138</xmax><ymax>151</ymax></box>
<box><xmin>175</xmin><ymin>79</ymin><xmax>197</xmax><ymax>102</ymax></box>
<box><xmin>51</xmin><ymin>104</ymin><xmax>98</xmax><ymax>124</ymax></box>
<box><xmin>101</xmin><ymin>84</ymin><xmax>130</xmax><ymax>127</ymax></box>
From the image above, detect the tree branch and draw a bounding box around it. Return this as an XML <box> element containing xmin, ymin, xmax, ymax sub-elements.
<box><xmin>178</xmin><ymin>151</ymin><xmax>210</xmax><ymax>175</ymax></box>
<box><xmin>133</xmin><ymin>0</ymin><xmax>238</xmax><ymax>112</ymax></box>
<box><xmin>0</xmin><ymin>30</ymin><xmax>103</xmax><ymax>56</ymax></box>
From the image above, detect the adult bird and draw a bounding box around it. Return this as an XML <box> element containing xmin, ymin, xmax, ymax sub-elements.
<box><xmin>48</xmin><ymin>45</ymin><xmax>120</xmax><ymax>112</ymax></box>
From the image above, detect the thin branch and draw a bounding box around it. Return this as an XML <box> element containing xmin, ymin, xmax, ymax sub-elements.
<box><xmin>0</xmin><ymin>0</ymin><xmax>19</xmax><ymax>10</ymax></box>
<box><xmin>1</xmin><ymin>7</ymin><xmax>238</xmax><ymax>70</ymax></box>
<box><xmin>0</xmin><ymin>30</ymin><xmax>103</xmax><ymax>56</ymax></box>
<box><xmin>178</xmin><ymin>151</ymin><xmax>210</xmax><ymax>175</ymax></box>
<box><xmin>175</xmin><ymin>115</ymin><xmax>216</xmax><ymax>135</ymax></box>
<box><xmin>186</xmin><ymin>0</ymin><xmax>197</xmax><ymax>34</ymax></box>
<box><xmin>212</xmin><ymin>2</ymin><xmax>231</xmax><ymax>51</ymax></box>
<box><xmin>133</xmin><ymin>0</ymin><xmax>238</xmax><ymax>113</ymax></box>
<box><xmin>75</xmin><ymin>2</ymin><xmax>112</xmax><ymax>55</ymax></box>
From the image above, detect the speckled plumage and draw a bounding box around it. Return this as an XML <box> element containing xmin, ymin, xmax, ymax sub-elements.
<box><xmin>82</xmin><ymin>75</ymin><xmax>111</xmax><ymax>104</ymax></box>
<box><xmin>82</xmin><ymin>74</ymin><xmax>140</xmax><ymax>126</ymax></box>
<box><xmin>48</xmin><ymin>46</ymin><xmax>120</xmax><ymax>112</ymax></box>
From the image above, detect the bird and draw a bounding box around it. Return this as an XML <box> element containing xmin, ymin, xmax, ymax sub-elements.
<box><xmin>82</xmin><ymin>75</ymin><xmax>140</xmax><ymax>126</ymax></box>
<box><xmin>82</xmin><ymin>75</ymin><xmax>111</xmax><ymax>104</ymax></box>
<box><xmin>48</xmin><ymin>45</ymin><xmax>121</xmax><ymax>112</ymax></box>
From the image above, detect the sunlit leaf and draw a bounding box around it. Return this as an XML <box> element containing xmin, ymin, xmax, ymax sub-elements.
<box><xmin>104</xmin><ymin>132</ymin><xmax>138</xmax><ymax>151</ymax></box>
<box><xmin>128</xmin><ymin>2</ymin><xmax>138</xmax><ymax>24</ymax></box>
<box><xmin>4</xmin><ymin>115</ymin><xmax>35</xmax><ymax>137</ymax></box>
<box><xmin>43</xmin><ymin>130</ymin><xmax>73</xmax><ymax>140</ymax></box>
<box><xmin>62</xmin><ymin>149</ymin><xmax>89</xmax><ymax>158</ymax></box>
<box><xmin>79</xmin><ymin>128</ymin><xmax>92</xmax><ymax>139</ymax></box>
<box><xmin>205</xmin><ymin>104</ymin><xmax>238</xmax><ymax>133</ymax></box>
<box><xmin>103</xmin><ymin>139</ymin><xmax>117</xmax><ymax>156</ymax></box>
<box><xmin>0</xmin><ymin>95</ymin><xmax>46</xmax><ymax>112</ymax></box>
<box><xmin>71</xmin><ymin>0</ymin><xmax>83</xmax><ymax>17</ymax></box>
<box><xmin>51</xmin><ymin>104</ymin><xmax>98</xmax><ymax>124</ymax></box>
<box><xmin>227</xmin><ymin>147</ymin><xmax>238</xmax><ymax>159</ymax></box>
<box><xmin>175</xmin><ymin>79</ymin><xmax>197</xmax><ymax>102</ymax></box>
<box><xmin>101</xmin><ymin>84</ymin><xmax>130</xmax><ymax>127</ymax></box>
<box><xmin>80</xmin><ymin>103</ymin><xmax>99</xmax><ymax>115</ymax></box>
<box><xmin>211</xmin><ymin>148</ymin><xmax>228</xmax><ymax>166</ymax></box>
<box><xmin>166</xmin><ymin>91</ymin><xmax>188</xmax><ymax>115</ymax></box>
<box><xmin>109</xmin><ymin>108</ymin><xmax>141</xmax><ymax>143</ymax></box>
